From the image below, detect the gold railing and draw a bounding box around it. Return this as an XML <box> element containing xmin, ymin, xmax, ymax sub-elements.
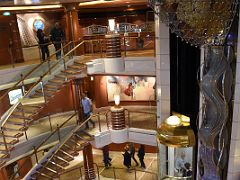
<box><xmin>0</xmin><ymin>40</ymin><xmax>85</xmax><ymax>126</ymax></box>
<box><xmin>0</xmin><ymin>40</ymin><xmax>85</xmax><ymax>167</ymax></box>
<box><xmin>83</xmin><ymin>35</ymin><xmax>155</xmax><ymax>57</ymax></box>
<box><xmin>19</xmin><ymin>112</ymin><xmax>106</xmax><ymax>180</ymax></box>
<box><xmin>8</xmin><ymin>106</ymin><xmax>156</xmax><ymax>179</ymax></box>
<box><xmin>105</xmin><ymin>109</ymin><xmax>157</xmax><ymax>131</ymax></box>
<box><xmin>59</xmin><ymin>163</ymin><xmax>158</xmax><ymax>180</ymax></box>
<box><xmin>0</xmin><ymin>41</ymin><xmax>72</xmax><ymax>104</ymax></box>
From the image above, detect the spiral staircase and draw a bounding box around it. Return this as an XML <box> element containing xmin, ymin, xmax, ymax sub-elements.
<box><xmin>26</xmin><ymin>128</ymin><xmax>93</xmax><ymax>180</ymax></box>
<box><xmin>0</xmin><ymin>41</ymin><xmax>87</xmax><ymax>168</ymax></box>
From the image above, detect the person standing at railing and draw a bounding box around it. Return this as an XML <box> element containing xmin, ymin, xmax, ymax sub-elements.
<box><xmin>37</xmin><ymin>29</ymin><xmax>50</xmax><ymax>61</ymax></box>
<box><xmin>130</xmin><ymin>143</ymin><xmax>139</xmax><ymax>166</ymax></box>
<box><xmin>50</xmin><ymin>22</ymin><xmax>65</xmax><ymax>60</ymax></box>
<box><xmin>81</xmin><ymin>92</ymin><xmax>96</xmax><ymax>129</ymax></box>
<box><xmin>137</xmin><ymin>144</ymin><xmax>146</xmax><ymax>169</ymax></box>
<box><xmin>123</xmin><ymin>145</ymin><xmax>131</xmax><ymax>172</ymax></box>
<box><xmin>102</xmin><ymin>145</ymin><xmax>112</xmax><ymax>168</ymax></box>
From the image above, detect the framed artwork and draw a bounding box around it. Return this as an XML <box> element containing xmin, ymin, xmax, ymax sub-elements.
<box><xmin>33</xmin><ymin>19</ymin><xmax>45</xmax><ymax>31</ymax></box>
<box><xmin>106</xmin><ymin>76</ymin><xmax>156</xmax><ymax>102</ymax></box>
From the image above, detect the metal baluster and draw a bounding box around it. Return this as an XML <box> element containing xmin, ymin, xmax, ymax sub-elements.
<box><xmin>20</xmin><ymin>103</ymin><xmax>28</xmax><ymax>140</ymax></box>
<box><xmin>20</xmin><ymin>74</ymin><xmax>25</xmax><ymax>96</ymax></box>
<box><xmin>63</xmin><ymin>57</ymin><xmax>66</xmax><ymax>70</ymax></box>
<box><xmin>79</xmin><ymin>166</ymin><xmax>83</xmax><ymax>180</ymax></box>
<box><xmin>95</xmin><ymin>164</ymin><xmax>100</xmax><ymax>180</ymax></box>
<box><xmin>40</xmin><ymin>78</ymin><xmax>47</xmax><ymax>104</ymax></box>
<box><xmin>134</xmin><ymin>167</ymin><xmax>137</xmax><ymax>180</ymax></box>
<box><xmin>33</xmin><ymin>146</ymin><xmax>38</xmax><ymax>163</ymax></box>
<box><xmin>123</xmin><ymin>36</ymin><xmax>127</xmax><ymax>57</ymax></box>
<box><xmin>113</xmin><ymin>167</ymin><xmax>116</xmax><ymax>180</ymax></box>
<box><xmin>48</xmin><ymin>114</ymin><xmax>53</xmax><ymax>132</ymax></box>
<box><xmin>1</xmin><ymin>130</ymin><xmax>9</xmax><ymax>154</ymax></box>
<box><xmin>38</xmin><ymin>45</ymin><xmax>42</xmax><ymax>62</ymax></box>
<box><xmin>47</xmin><ymin>57</ymin><xmax>51</xmax><ymax>74</ymax></box>
<box><xmin>57</xmin><ymin>124</ymin><xmax>61</xmax><ymax>141</ymax></box>
<box><xmin>97</xmin><ymin>112</ymin><xmax>101</xmax><ymax>132</ymax></box>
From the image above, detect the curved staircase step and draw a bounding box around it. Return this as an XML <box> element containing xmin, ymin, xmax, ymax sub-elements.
<box><xmin>3</xmin><ymin>123</ymin><xmax>27</xmax><ymax>131</ymax></box>
<box><xmin>0</xmin><ymin>131</ymin><xmax>23</xmax><ymax>138</ymax></box>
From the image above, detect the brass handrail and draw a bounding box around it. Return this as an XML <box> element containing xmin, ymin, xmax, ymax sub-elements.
<box><xmin>0</xmin><ymin>40</ymin><xmax>85</xmax><ymax>128</ymax></box>
<box><xmin>10</xmin><ymin>108</ymin><xmax>156</xmax><ymax>179</ymax></box>
<box><xmin>23</xmin><ymin>113</ymin><xmax>102</xmax><ymax>180</ymax></box>
<box><xmin>0</xmin><ymin>41</ymin><xmax>72</xmax><ymax>102</ymax></box>
<box><xmin>59</xmin><ymin>163</ymin><xmax>158</xmax><ymax>179</ymax></box>
<box><xmin>9</xmin><ymin>112</ymin><xmax>77</xmax><ymax>180</ymax></box>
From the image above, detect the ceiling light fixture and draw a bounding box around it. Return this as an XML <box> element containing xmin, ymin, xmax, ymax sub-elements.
<box><xmin>79</xmin><ymin>0</ymin><xmax>119</xmax><ymax>6</ymax></box>
<box><xmin>0</xmin><ymin>4</ymin><xmax>62</xmax><ymax>11</ymax></box>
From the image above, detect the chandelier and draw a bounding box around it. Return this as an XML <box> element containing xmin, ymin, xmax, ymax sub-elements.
<box><xmin>148</xmin><ymin>0</ymin><xmax>238</xmax><ymax>46</ymax></box>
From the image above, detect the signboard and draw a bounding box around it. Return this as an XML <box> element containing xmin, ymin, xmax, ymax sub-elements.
<box><xmin>8</xmin><ymin>89</ymin><xmax>23</xmax><ymax>105</ymax></box>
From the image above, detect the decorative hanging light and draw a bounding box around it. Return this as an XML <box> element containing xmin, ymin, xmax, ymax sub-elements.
<box><xmin>148</xmin><ymin>0</ymin><xmax>238</xmax><ymax>46</ymax></box>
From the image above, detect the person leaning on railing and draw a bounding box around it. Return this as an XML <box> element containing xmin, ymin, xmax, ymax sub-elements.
<box><xmin>50</xmin><ymin>22</ymin><xmax>65</xmax><ymax>60</ymax></box>
<box><xmin>37</xmin><ymin>28</ymin><xmax>50</xmax><ymax>61</ymax></box>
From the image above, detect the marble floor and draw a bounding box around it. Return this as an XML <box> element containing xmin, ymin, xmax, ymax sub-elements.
<box><xmin>23</xmin><ymin>105</ymin><xmax>157</xmax><ymax>180</ymax></box>
<box><xmin>59</xmin><ymin>149</ymin><xmax>158</xmax><ymax>180</ymax></box>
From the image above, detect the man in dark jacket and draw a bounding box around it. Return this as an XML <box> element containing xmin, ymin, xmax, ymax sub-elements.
<box><xmin>50</xmin><ymin>22</ymin><xmax>65</xmax><ymax>59</ymax></box>
<box><xmin>137</xmin><ymin>144</ymin><xmax>146</xmax><ymax>169</ymax></box>
<box><xmin>36</xmin><ymin>29</ymin><xmax>49</xmax><ymax>61</ymax></box>
<box><xmin>130</xmin><ymin>143</ymin><xmax>139</xmax><ymax>166</ymax></box>
<box><xmin>123</xmin><ymin>145</ymin><xmax>131</xmax><ymax>172</ymax></box>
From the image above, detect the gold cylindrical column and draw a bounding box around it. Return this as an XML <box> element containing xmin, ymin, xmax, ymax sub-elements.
<box><xmin>105</xmin><ymin>34</ymin><xmax>121</xmax><ymax>58</ymax></box>
<box><xmin>110</xmin><ymin>106</ymin><xmax>125</xmax><ymax>130</ymax></box>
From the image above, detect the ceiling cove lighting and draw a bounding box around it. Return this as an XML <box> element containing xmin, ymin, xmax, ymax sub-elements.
<box><xmin>79</xmin><ymin>0</ymin><xmax>119</xmax><ymax>6</ymax></box>
<box><xmin>0</xmin><ymin>4</ymin><xmax>62</xmax><ymax>11</ymax></box>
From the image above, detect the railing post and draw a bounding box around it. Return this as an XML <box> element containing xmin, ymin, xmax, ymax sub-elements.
<box><xmin>95</xmin><ymin>164</ymin><xmax>100</xmax><ymax>180</ymax></box>
<box><xmin>20</xmin><ymin>74</ymin><xmax>25</xmax><ymax>96</ymax></box>
<box><xmin>40</xmin><ymin>78</ymin><xmax>47</xmax><ymax>104</ymax></box>
<box><xmin>100</xmin><ymin>40</ymin><xmax>103</xmax><ymax>58</ymax></box>
<box><xmin>105</xmin><ymin>112</ymin><xmax>110</xmax><ymax>130</ymax></box>
<box><xmin>97</xmin><ymin>112</ymin><xmax>101</xmax><ymax>132</ymax></box>
<box><xmin>79</xmin><ymin>166</ymin><xmax>83</xmax><ymax>180</ymax></box>
<box><xmin>123</xmin><ymin>36</ymin><xmax>127</xmax><ymax>57</ymax></box>
<box><xmin>134</xmin><ymin>167</ymin><xmax>137</xmax><ymax>180</ymax></box>
<box><xmin>48</xmin><ymin>114</ymin><xmax>53</xmax><ymax>132</ymax></box>
<box><xmin>20</xmin><ymin>104</ymin><xmax>28</xmax><ymax>140</ymax></box>
<box><xmin>63</xmin><ymin>57</ymin><xmax>66</xmax><ymax>70</ymax></box>
<box><xmin>57</xmin><ymin>124</ymin><xmax>61</xmax><ymax>141</ymax></box>
<box><xmin>47</xmin><ymin>58</ymin><xmax>51</xmax><ymax>75</ymax></box>
<box><xmin>1</xmin><ymin>130</ymin><xmax>9</xmax><ymax>154</ymax></box>
<box><xmin>33</xmin><ymin>146</ymin><xmax>38</xmax><ymax>163</ymax></box>
<box><xmin>38</xmin><ymin>45</ymin><xmax>42</xmax><ymax>62</ymax></box>
<box><xmin>113</xmin><ymin>167</ymin><xmax>116</xmax><ymax>180</ymax></box>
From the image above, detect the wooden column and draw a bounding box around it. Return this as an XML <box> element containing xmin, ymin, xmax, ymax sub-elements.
<box><xmin>72</xmin><ymin>79</ymin><xmax>84</xmax><ymax>123</ymax></box>
<box><xmin>0</xmin><ymin>14</ymin><xmax>23</xmax><ymax>66</ymax></box>
<box><xmin>0</xmin><ymin>167</ymin><xmax>8</xmax><ymax>180</ymax></box>
<box><xmin>83</xmin><ymin>143</ymin><xmax>96</xmax><ymax>180</ymax></box>
<box><xmin>63</xmin><ymin>3</ymin><xmax>84</xmax><ymax>54</ymax></box>
<box><xmin>17</xmin><ymin>156</ymin><xmax>33</xmax><ymax>178</ymax></box>
<box><xmin>10</xmin><ymin>14</ymin><xmax>24</xmax><ymax>63</ymax></box>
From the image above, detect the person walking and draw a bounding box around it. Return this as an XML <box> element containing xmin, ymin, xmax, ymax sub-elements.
<box><xmin>102</xmin><ymin>145</ymin><xmax>112</xmax><ymax>168</ymax></box>
<box><xmin>81</xmin><ymin>92</ymin><xmax>95</xmax><ymax>129</ymax></box>
<box><xmin>130</xmin><ymin>143</ymin><xmax>139</xmax><ymax>166</ymax></box>
<box><xmin>36</xmin><ymin>29</ymin><xmax>50</xmax><ymax>61</ymax></box>
<box><xmin>50</xmin><ymin>22</ymin><xmax>65</xmax><ymax>60</ymax></box>
<box><xmin>123</xmin><ymin>145</ymin><xmax>131</xmax><ymax>172</ymax></box>
<box><xmin>137</xmin><ymin>144</ymin><xmax>146</xmax><ymax>169</ymax></box>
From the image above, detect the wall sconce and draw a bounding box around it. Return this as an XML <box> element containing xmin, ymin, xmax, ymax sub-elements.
<box><xmin>90</xmin><ymin>76</ymin><xmax>94</xmax><ymax>81</ymax></box>
<box><xmin>108</xmin><ymin>19</ymin><xmax>116</xmax><ymax>32</ymax></box>
<box><xmin>114</xmin><ymin>94</ymin><xmax>120</xmax><ymax>106</ymax></box>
